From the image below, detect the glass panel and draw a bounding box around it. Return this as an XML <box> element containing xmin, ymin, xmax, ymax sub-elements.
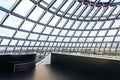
<box><xmin>107</xmin><ymin>30</ymin><xmax>117</xmax><ymax>36</ymax></box>
<box><xmin>104</xmin><ymin>37</ymin><xmax>114</xmax><ymax>42</ymax></box>
<box><xmin>15</xmin><ymin>31</ymin><xmax>29</xmax><ymax>39</ymax></box>
<box><xmin>3</xmin><ymin>15</ymin><xmax>23</xmax><ymax>28</ymax></box>
<box><xmin>10</xmin><ymin>40</ymin><xmax>18</xmax><ymax>45</ymax></box>
<box><xmin>81</xmin><ymin>31</ymin><xmax>89</xmax><ymax>36</ymax></box>
<box><xmin>39</xmin><ymin>35</ymin><xmax>48</xmax><ymax>40</ymax></box>
<box><xmin>24</xmin><ymin>41</ymin><xmax>30</xmax><ymax>46</ymax></box>
<box><xmin>17</xmin><ymin>40</ymin><xmax>24</xmax><ymax>46</ymax></box>
<box><xmin>64</xmin><ymin>37</ymin><xmax>71</xmax><ymax>42</ymax></box>
<box><xmin>52</xmin><ymin>29</ymin><xmax>60</xmax><ymax>35</ymax></box>
<box><xmin>89</xmin><ymin>31</ymin><xmax>97</xmax><ymax>36</ymax></box>
<box><xmin>0</xmin><ymin>0</ymin><xmax>16</xmax><ymax>10</ymax></box>
<box><xmin>0</xmin><ymin>11</ymin><xmax>6</xmax><ymax>23</ymax></box>
<box><xmin>13</xmin><ymin>0</ymin><xmax>34</xmax><ymax>16</ymax></box>
<box><xmin>97</xmin><ymin>30</ymin><xmax>107</xmax><ymax>36</ymax></box>
<box><xmin>33</xmin><ymin>24</ymin><xmax>45</xmax><ymax>33</ymax></box>
<box><xmin>48</xmin><ymin>36</ymin><xmax>56</xmax><ymax>41</ymax></box>
<box><xmin>20</xmin><ymin>20</ymin><xmax>35</xmax><ymax>31</ymax></box>
<box><xmin>59</xmin><ymin>30</ymin><xmax>68</xmax><ymax>36</ymax></box>
<box><xmin>50</xmin><ymin>0</ymin><xmax>64</xmax><ymax>12</ymax></box>
<box><xmin>67</xmin><ymin>31</ymin><xmax>74</xmax><ymax>36</ymax></box>
<box><xmin>95</xmin><ymin>37</ymin><xmax>103</xmax><ymax>42</ymax></box>
<box><xmin>49</xmin><ymin>16</ymin><xmax>60</xmax><ymax>26</ymax></box>
<box><xmin>93</xmin><ymin>21</ymin><xmax>104</xmax><ymax>29</ymax></box>
<box><xmin>64</xmin><ymin>20</ymin><xmax>74</xmax><ymax>29</ymax></box>
<box><xmin>71</xmin><ymin>38</ymin><xmax>78</xmax><ymax>42</ymax></box>
<box><xmin>39</xmin><ymin>12</ymin><xmax>53</xmax><ymax>24</ymax></box>
<box><xmin>30</xmin><ymin>42</ymin><xmax>35</xmax><ymax>46</ymax></box>
<box><xmin>79</xmin><ymin>22</ymin><xmax>88</xmax><ymax>30</ymax></box>
<box><xmin>79</xmin><ymin>38</ymin><xmax>86</xmax><ymax>42</ymax></box>
<box><xmin>0</xmin><ymin>27</ymin><xmax>15</xmax><ymax>37</ymax></box>
<box><xmin>57</xmin><ymin>18</ymin><xmax>67</xmax><ymax>28</ymax></box>
<box><xmin>71</xmin><ymin>21</ymin><xmax>81</xmax><ymax>29</ymax></box>
<box><xmin>74</xmin><ymin>31</ymin><xmax>82</xmax><ymax>36</ymax></box>
<box><xmin>56</xmin><ymin>37</ymin><xmax>63</xmax><ymax>41</ymax></box>
<box><xmin>66</xmin><ymin>2</ymin><xmax>79</xmax><ymax>17</ymax></box>
<box><xmin>28</xmin><ymin>7</ymin><xmax>44</xmax><ymax>21</ymax></box>
<box><xmin>43</xmin><ymin>27</ymin><xmax>53</xmax><ymax>34</ymax></box>
<box><xmin>28</xmin><ymin>33</ymin><xmax>39</xmax><ymax>40</ymax></box>
<box><xmin>0</xmin><ymin>39</ymin><xmax>10</xmax><ymax>45</ymax></box>
<box><xmin>102</xmin><ymin>21</ymin><xmax>112</xmax><ymax>29</ymax></box>
<box><xmin>86</xmin><ymin>38</ymin><xmax>94</xmax><ymax>42</ymax></box>
<box><xmin>58</xmin><ymin>0</ymin><xmax>73</xmax><ymax>15</ymax></box>
<box><xmin>112</xmin><ymin>20</ymin><xmax>120</xmax><ymax>28</ymax></box>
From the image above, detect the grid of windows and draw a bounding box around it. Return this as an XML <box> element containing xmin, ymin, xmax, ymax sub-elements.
<box><xmin>0</xmin><ymin>0</ymin><xmax>120</xmax><ymax>55</ymax></box>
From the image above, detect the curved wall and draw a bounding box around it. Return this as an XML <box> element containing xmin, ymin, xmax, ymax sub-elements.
<box><xmin>0</xmin><ymin>54</ymin><xmax>36</xmax><ymax>72</ymax></box>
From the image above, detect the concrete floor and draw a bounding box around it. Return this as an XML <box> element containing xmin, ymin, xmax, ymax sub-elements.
<box><xmin>0</xmin><ymin>64</ymin><xmax>117</xmax><ymax>80</ymax></box>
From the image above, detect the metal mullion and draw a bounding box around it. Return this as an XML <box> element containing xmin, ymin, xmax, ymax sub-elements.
<box><xmin>53</xmin><ymin>19</ymin><xmax>69</xmax><ymax>51</ymax></box>
<box><xmin>26</xmin><ymin>41</ymin><xmax>32</xmax><ymax>52</ymax></box>
<box><xmin>32</xmin><ymin>11</ymin><xmax>47</xmax><ymax>52</ymax></box>
<box><xmin>106</xmin><ymin>6</ymin><xmax>117</xmax><ymax>20</ymax></box>
<box><xmin>83</xmin><ymin>6</ymin><xmax>94</xmax><ymax>20</ymax></box>
<box><xmin>13</xmin><ymin>40</ymin><xmax>19</xmax><ymax>52</ymax></box>
<box><xmin>114</xmin><ymin>9</ymin><xmax>120</xmax><ymax>19</ymax></box>
<box><xmin>90</xmin><ymin>7</ymin><xmax>100</xmax><ymax>20</ymax></box>
<box><xmin>37</xmin><ymin>42</ymin><xmax>42</xmax><ymax>52</ymax></box>
<box><xmin>40</xmin><ymin>17</ymin><xmax>53</xmax><ymax>54</ymax></box>
<box><xmin>99</xmin><ymin>21</ymin><xmax>114</xmax><ymax>53</ymax></box>
<box><xmin>81</xmin><ymin>22</ymin><xmax>91</xmax><ymax>52</ymax></box>
<box><xmin>103</xmin><ymin>43</ymin><xmax>107</xmax><ymax>53</ymax></box>
<box><xmin>0</xmin><ymin>0</ymin><xmax>21</xmax><ymax>25</ymax></box>
<box><xmin>64</xmin><ymin>21</ymin><xmax>76</xmax><ymax>53</ymax></box>
<box><xmin>89</xmin><ymin>21</ymin><xmax>99</xmax><ymax>52</ymax></box>
<box><xmin>115</xmin><ymin>43</ymin><xmax>119</xmax><ymax>53</ymax></box>
<box><xmin>75</xmin><ymin>21</ymin><xmax>84</xmax><ymax>53</ymax></box>
<box><xmin>72</xmin><ymin>21</ymin><xmax>83</xmax><ymax>52</ymax></box>
<box><xmin>85</xmin><ymin>21</ymin><xmax>97</xmax><ymax>53</ymax></box>
<box><xmin>63</xmin><ymin>0</ymin><xmax>76</xmax><ymax>16</ymax></box>
<box><xmin>69</xmin><ymin>3</ymin><xmax>81</xmax><ymax>18</ymax></box>
<box><xmin>58</xmin><ymin>42</ymin><xmax>63</xmax><ymax>52</ymax></box>
<box><xmin>46</xmin><ymin>42</ymin><xmax>50</xmax><ymax>53</ymax></box>
<box><xmin>5</xmin><ymin>5</ymin><xmax>37</xmax><ymax>53</ymax></box>
<box><xmin>22</xmin><ymin>24</ymin><xmax>37</xmax><ymax>52</ymax></box>
<box><xmin>77</xmin><ymin>5</ymin><xmax>88</xmax><ymax>20</ymax></box>
<box><xmin>29</xmin><ymin>11</ymin><xmax>48</xmax><ymax>52</ymax></box>
<box><xmin>46</xmin><ymin>0</ymin><xmax>56</xmax><ymax>10</ymax></box>
<box><xmin>49</xmin><ymin>17</ymin><xmax>62</xmax><ymax>51</ymax></box>
<box><xmin>48</xmin><ymin>15</ymin><xmax>61</xmax><ymax>52</ymax></box>
<box><xmin>55</xmin><ymin>0</ymin><xmax>67</xmax><ymax>13</ymax></box>
<box><xmin>39</xmin><ymin>26</ymin><xmax>53</xmax><ymax>53</ymax></box>
<box><xmin>68</xmin><ymin>21</ymin><xmax>78</xmax><ymax>53</ymax></box>
<box><xmin>109</xmin><ymin>23</ymin><xmax>120</xmax><ymax>53</ymax></box>
<box><xmin>14</xmin><ymin>6</ymin><xmax>36</xmax><ymax>53</ymax></box>
<box><xmin>97</xmin><ymin>7</ymin><xmax>108</xmax><ymax>20</ymax></box>
<box><xmin>48</xmin><ymin>17</ymin><xmax>62</xmax><ymax>51</ymax></box>
<box><xmin>60</xmin><ymin>19</ymin><xmax>69</xmax><ymax>52</ymax></box>
<box><xmin>73</xmin><ymin>22</ymin><xmax>82</xmax><ymax>52</ymax></box>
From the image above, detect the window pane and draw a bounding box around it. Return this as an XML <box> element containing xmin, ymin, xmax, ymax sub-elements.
<box><xmin>0</xmin><ymin>27</ymin><xmax>15</xmax><ymax>37</ymax></box>
<box><xmin>15</xmin><ymin>31</ymin><xmax>29</xmax><ymax>39</ymax></box>
<box><xmin>0</xmin><ymin>0</ymin><xmax>16</xmax><ymax>10</ymax></box>
<box><xmin>13</xmin><ymin>0</ymin><xmax>34</xmax><ymax>16</ymax></box>
<box><xmin>20</xmin><ymin>21</ymin><xmax>34</xmax><ymax>31</ymax></box>
<box><xmin>3</xmin><ymin>15</ymin><xmax>23</xmax><ymax>28</ymax></box>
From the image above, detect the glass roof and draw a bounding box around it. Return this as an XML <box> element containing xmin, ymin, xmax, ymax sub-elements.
<box><xmin>0</xmin><ymin>0</ymin><xmax>120</xmax><ymax>55</ymax></box>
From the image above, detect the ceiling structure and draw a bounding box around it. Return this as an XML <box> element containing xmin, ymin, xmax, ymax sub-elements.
<box><xmin>0</xmin><ymin>0</ymin><xmax>120</xmax><ymax>55</ymax></box>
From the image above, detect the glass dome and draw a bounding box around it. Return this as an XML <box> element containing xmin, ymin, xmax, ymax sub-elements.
<box><xmin>0</xmin><ymin>0</ymin><xmax>120</xmax><ymax>56</ymax></box>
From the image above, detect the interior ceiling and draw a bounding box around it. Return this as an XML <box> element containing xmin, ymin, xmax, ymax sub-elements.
<box><xmin>0</xmin><ymin>0</ymin><xmax>120</xmax><ymax>54</ymax></box>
